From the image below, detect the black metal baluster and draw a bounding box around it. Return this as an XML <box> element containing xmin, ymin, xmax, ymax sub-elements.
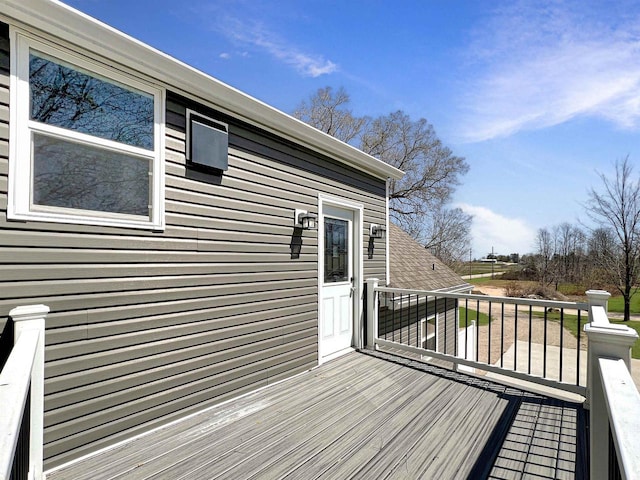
<box><xmin>514</xmin><ymin>305</ymin><xmax>518</xmax><ymax>371</ymax></box>
<box><xmin>476</xmin><ymin>299</ymin><xmax>480</xmax><ymax>362</ymax></box>
<box><xmin>609</xmin><ymin>427</ymin><xmax>623</xmax><ymax>480</ymax></box>
<box><xmin>500</xmin><ymin>302</ymin><xmax>504</xmax><ymax>368</ymax></box>
<box><xmin>543</xmin><ymin>307</ymin><xmax>548</xmax><ymax>378</ymax></box>
<box><xmin>416</xmin><ymin>294</ymin><xmax>419</xmax><ymax>348</ymax></box>
<box><xmin>11</xmin><ymin>385</ymin><xmax>30</xmax><ymax>480</ymax></box>
<box><xmin>440</xmin><ymin>296</ymin><xmax>446</xmax><ymax>354</ymax></box>
<box><xmin>560</xmin><ymin>308</ymin><xmax>564</xmax><ymax>382</ymax></box>
<box><xmin>487</xmin><ymin>302</ymin><xmax>491</xmax><ymax>365</ymax></box>
<box><xmin>411</xmin><ymin>294</ymin><xmax>414</xmax><ymax>348</ymax></box>
<box><xmin>405</xmin><ymin>295</ymin><xmax>409</xmax><ymax>346</ymax></box>
<box><xmin>528</xmin><ymin>305</ymin><xmax>532</xmax><ymax>375</ymax></box>
<box><xmin>453</xmin><ymin>298</ymin><xmax>458</xmax><ymax>356</ymax></box>
<box><xmin>392</xmin><ymin>292</ymin><xmax>396</xmax><ymax>343</ymax></box>
<box><xmin>400</xmin><ymin>295</ymin><xmax>404</xmax><ymax>343</ymax></box>
<box><xmin>577</xmin><ymin>310</ymin><xmax>582</xmax><ymax>386</ymax></box>
<box><xmin>380</xmin><ymin>292</ymin><xmax>384</xmax><ymax>341</ymax></box>
<box><xmin>465</xmin><ymin>298</ymin><xmax>469</xmax><ymax>359</ymax></box>
<box><xmin>444</xmin><ymin>297</ymin><xmax>448</xmax><ymax>354</ymax></box>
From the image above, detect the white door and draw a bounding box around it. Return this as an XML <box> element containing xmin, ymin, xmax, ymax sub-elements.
<box><xmin>321</xmin><ymin>206</ymin><xmax>355</xmax><ymax>358</ymax></box>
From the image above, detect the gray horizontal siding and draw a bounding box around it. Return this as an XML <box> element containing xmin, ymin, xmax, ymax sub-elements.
<box><xmin>47</xmin><ymin>308</ymin><xmax>314</xmax><ymax>398</ymax></box>
<box><xmin>0</xmin><ymin>25</ymin><xmax>388</xmax><ymax>470</ymax></box>
<box><xmin>438</xmin><ymin>304</ymin><xmax>458</xmax><ymax>356</ymax></box>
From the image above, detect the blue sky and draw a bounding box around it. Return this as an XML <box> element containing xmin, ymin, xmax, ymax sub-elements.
<box><xmin>64</xmin><ymin>0</ymin><xmax>640</xmax><ymax>258</ymax></box>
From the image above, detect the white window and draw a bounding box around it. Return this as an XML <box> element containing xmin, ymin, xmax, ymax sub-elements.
<box><xmin>9</xmin><ymin>31</ymin><xmax>165</xmax><ymax>230</ymax></box>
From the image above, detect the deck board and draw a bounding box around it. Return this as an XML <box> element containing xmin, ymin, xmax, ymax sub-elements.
<box><xmin>107</xmin><ymin>353</ymin><xmax>390</xmax><ymax>480</ymax></box>
<box><xmin>47</xmin><ymin>350</ymin><xmax>588</xmax><ymax>480</ymax></box>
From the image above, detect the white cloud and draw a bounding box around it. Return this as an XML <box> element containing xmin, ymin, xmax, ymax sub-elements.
<box><xmin>214</xmin><ymin>16</ymin><xmax>337</xmax><ymax>77</ymax></box>
<box><xmin>458</xmin><ymin>0</ymin><xmax>640</xmax><ymax>142</ymax></box>
<box><xmin>219</xmin><ymin>52</ymin><xmax>231</xmax><ymax>60</ymax></box>
<box><xmin>457</xmin><ymin>203</ymin><xmax>536</xmax><ymax>256</ymax></box>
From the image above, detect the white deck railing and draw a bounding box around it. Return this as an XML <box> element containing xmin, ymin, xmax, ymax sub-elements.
<box><xmin>366</xmin><ymin>278</ymin><xmax>590</xmax><ymax>395</ymax></box>
<box><xmin>584</xmin><ymin>292</ymin><xmax>639</xmax><ymax>480</ymax></box>
<box><xmin>0</xmin><ymin>305</ymin><xmax>48</xmax><ymax>480</ymax></box>
<box><xmin>366</xmin><ymin>280</ymin><xmax>640</xmax><ymax>480</ymax></box>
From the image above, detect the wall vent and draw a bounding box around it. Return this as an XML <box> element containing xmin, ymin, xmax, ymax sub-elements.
<box><xmin>186</xmin><ymin>109</ymin><xmax>228</xmax><ymax>171</ymax></box>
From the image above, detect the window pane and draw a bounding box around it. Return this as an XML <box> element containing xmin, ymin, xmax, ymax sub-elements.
<box><xmin>29</xmin><ymin>52</ymin><xmax>154</xmax><ymax>150</ymax></box>
<box><xmin>33</xmin><ymin>133</ymin><xmax>150</xmax><ymax>216</ymax></box>
<box><xmin>324</xmin><ymin>218</ymin><xmax>349</xmax><ymax>283</ymax></box>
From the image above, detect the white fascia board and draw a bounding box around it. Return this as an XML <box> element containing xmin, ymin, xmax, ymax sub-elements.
<box><xmin>1</xmin><ymin>0</ymin><xmax>404</xmax><ymax>182</ymax></box>
<box><xmin>438</xmin><ymin>284</ymin><xmax>475</xmax><ymax>294</ymax></box>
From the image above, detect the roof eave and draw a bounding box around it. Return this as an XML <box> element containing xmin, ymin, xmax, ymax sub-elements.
<box><xmin>434</xmin><ymin>284</ymin><xmax>475</xmax><ymax>294</ymax></box>
<box><xmin>1</xmin><ymin>0</ymin><xmax>404</xmax><ymax>182</ymax></box>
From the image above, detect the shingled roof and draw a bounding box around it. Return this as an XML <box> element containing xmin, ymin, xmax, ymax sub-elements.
<box><xmin>388</xmin><ymin>223</ymin><xmax>471</xmax><ymax>292</ymax></box>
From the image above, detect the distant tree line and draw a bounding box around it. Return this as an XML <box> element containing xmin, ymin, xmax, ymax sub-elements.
<box><xmin>486</xmin><ymin>253</ymin><xmax>520</xmax><ymax>263</ymax></box>
<box><xmin>523</xmin><ymin>158</ymin><xmax>640</xmax><ymax>321</ymax></box>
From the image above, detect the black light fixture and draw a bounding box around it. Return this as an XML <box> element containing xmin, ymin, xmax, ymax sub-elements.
<box><xmin>370</xmin><ymin>223</ymin><xmax>386</xmax><ymax>240</ymax></box>
<box><xmin>294</xmin><ymin>209</ymin><xmax>318</xmax><ymax>230</ymax></box>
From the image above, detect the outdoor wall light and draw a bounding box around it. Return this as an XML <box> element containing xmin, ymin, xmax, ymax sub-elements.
<box><xmin>294</xmin><ymin>209</ymin><xmax>318</xmax><ymax>230</ymax></box>
<box><xmin>370</xmin><ymin>224</ymin><xmax>386</xmax><ymax>240</ymax></box>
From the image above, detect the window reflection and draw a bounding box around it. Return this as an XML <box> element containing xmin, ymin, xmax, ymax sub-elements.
<box><xmin>29</xmin><ymin>52</ymin><xmax>154</xmax><ymax>149</ymax></box>
<box><xmin>324</xmin><ymin>218</ymin><xmax>349</xmax><ymax>283</ymax></box>
<box><xmin>33</xmin><ymin>133</ymin><xmax>150</xmax><ymax>216</ymax></box>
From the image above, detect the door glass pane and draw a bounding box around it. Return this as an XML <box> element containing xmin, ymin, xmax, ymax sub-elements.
<box><xmin>324</xmin><ymin>218</ymin><xmax>349</xmax><ymax>283</ymax></box>
<box><xmin>30</xmin><ymin>51</ymin><xmax>154</xmax><ymax>150</ymax></box>
<box><xmin>33</xmin><ymin>133</ymin><xmax>150</xmax><ymax>216</ymax></box>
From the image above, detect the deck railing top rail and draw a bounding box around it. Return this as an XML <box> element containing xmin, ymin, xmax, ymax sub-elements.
<box><xmin>599</xmin><ymin>357</ymin><xmax>640</xmax><ymax>480</ymax></box>
<box><xmin>376</xmin><ymin>285</ymin><xmax>589</xmax><ymax>311</ymax></box>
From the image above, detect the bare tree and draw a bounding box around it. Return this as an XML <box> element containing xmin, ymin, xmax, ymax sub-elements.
<box><xmin>586</xmin><ymin>227</ymin><xmax>618</xmax><ymax>289</ymax></box>
<box><xmin>585</xmin><ymin>157</ymin><xmax>640</xmax><ymax>321</ymax></box>
<box><xmin>293</xmin><ymin>87</ymin><xmax>470</xmax><ymax>261</ymax></box>
<box><xmin>423</xmin><ymin>205</ymin><xmax>473</xmax><ymax>267</ymax></box>
<box><xmin>359</xmin><ymin>111</ymin><xmax>469</xmax><ymax>237</ymax></box>
<box><xmin>552</xmin><ymin>223</ymin><xmax>586</xmax><ymax>286</ymax></box>
<box><xmin>535</xmin><ymin>227</ymin><xmax>555</xmax><ymax>287</ymax></box>
<box><xmin>292</xmin><ymin>87</ymin><xmax>367</xmax><ymax>144</ymax></box>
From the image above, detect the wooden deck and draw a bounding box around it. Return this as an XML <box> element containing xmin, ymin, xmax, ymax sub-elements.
<box><xmin>47</xmin><ymin>351</ymin><xmax>588</xmax><ymax>480</ymax></box>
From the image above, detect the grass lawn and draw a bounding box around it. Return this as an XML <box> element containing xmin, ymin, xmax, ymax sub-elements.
<box><xmin>459</xmin><ymin>307</ymin><xmax>491</xmax><ymax>327</ymax></box>
<box><xmin>608</xmin><ymin>291</ymin><xmax>640</xmax><ymax>315</ymax></box>
<box><xmin>468</xmin><ymin>277</ymin><xmax>494</xmax><ymax>285</ymax></box>
<box><xmin>611</xmin><ymin>319</ymin><xmax>640</xmax><ymax>359</ymax></box>
<box><xmin>456</xmin><ymin>262</ymin><xmax>520</xmax><ymax>276</ymax></box>
<box><xmin>532</xmin><ymin>310</ymin><xmax>640</xmax><ymax>359</ymax></box>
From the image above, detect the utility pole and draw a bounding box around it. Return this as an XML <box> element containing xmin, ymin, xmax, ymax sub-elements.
<box><xmin>491</xmin><ymin>246</ymin><xmax>495</xmax><ymax>279</ymax></box>
<box><xmin>469</xmin><ymin>248</ymin><xmax>472</xmax><ymax>278</ymax></box>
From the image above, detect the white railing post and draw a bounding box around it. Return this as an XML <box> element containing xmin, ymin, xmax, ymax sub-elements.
<box><xmin>366</xmin><ymin>278</ymin><xmax>379</xmax><ymax>349</ymax></box>
<box><xmin>584</xmin><ymin>290</ymin><xmax>638</xmax><ymax>480</ymax></box>
<box><xmin>586</xmin><ymin>289</ymin><xmax>610</xmax><ymax>323</ymax></box>
<box><xmin>9</xmin><ymin>304</ymin><xmax>49</xmax><ymax>480</ymax></box>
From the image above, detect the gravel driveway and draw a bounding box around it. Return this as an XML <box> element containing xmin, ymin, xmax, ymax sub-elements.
<box><xmin>470</xmin><ymin>285</ymin><xmax>640</xmax><ymax>389</ymax></box>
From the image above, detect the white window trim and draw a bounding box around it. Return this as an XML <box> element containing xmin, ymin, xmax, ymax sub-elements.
<box><xmin>420</xmin><ymin>316</ymin><xmax>437</xmax><ymax>350</ymax></box>
<box><xmin>8</xmin><ymin>29</ymin><xmax>166</xmax><ymax>230</ymax></box>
